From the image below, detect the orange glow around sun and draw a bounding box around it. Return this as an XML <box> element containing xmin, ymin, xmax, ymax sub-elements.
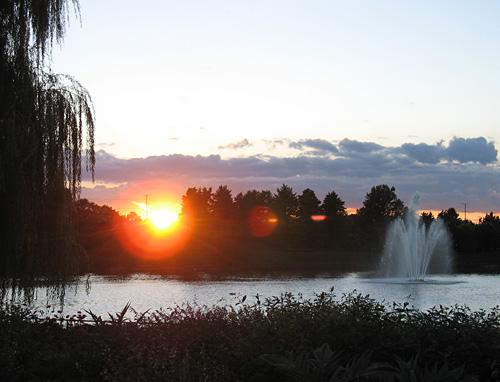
<box><xmin>114</xmin><ymin>180</ymin><xmax>189</xmax><ymax>260</ymax></box>
<box><xmin>115</xmin><ymin>218</ymin><xmax>191</xmax><ymax>260</ymax></box>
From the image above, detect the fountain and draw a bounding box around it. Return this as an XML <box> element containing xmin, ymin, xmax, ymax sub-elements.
<box><xmin>380</xmin><ymin>192</ymin><xmax>453</xmax><ymax>281</ymax></box>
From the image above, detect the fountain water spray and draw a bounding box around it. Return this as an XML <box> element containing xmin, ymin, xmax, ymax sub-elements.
<box><xmin>381</xmin><ymin>192</ymin><xmax>453</xmax><ymax>280</ymax></box>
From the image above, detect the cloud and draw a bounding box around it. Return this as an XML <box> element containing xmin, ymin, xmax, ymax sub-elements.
<box><xmin>401</xmin><ymin>137</ymin><xmax>497</xmax><ymax>165</ymax></box>
<box><xmin>338</xmin><ymin>138</ymin><xmax>383</xmax><ymax>155</ymax></box>
<box><xmin>262</xmin><ymin>139</ymin><xmax>287</xmax><ymax>149</ymax></box>
<box><xmin>218</xmin><ymin>138</ymin><xmax>252</xmax><ymax>150</ymax></box>
<box><xmin>82</xmin><ymin>137</ymin><xmax>500</xmax><ymax>215</ymax></box>
<box><xmin>446</xmin><ymin>137</ymin><xmax>497</xmax><ymax>164</ymax></box>
<box><xmin>401</xmin><ymin>142</ymin><xmax>446</xmax><ymax>164</ymax></box>
<box><xmin>289</xmin><ymin>139</ymin><xmax>338</xmax><ymax>155</ymax></box>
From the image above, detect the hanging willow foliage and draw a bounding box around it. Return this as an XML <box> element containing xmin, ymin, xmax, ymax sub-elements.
<box><xmin>0</xmin><ymin>0</ymin><xmax>95</xmax><ymax>302</ymax></box>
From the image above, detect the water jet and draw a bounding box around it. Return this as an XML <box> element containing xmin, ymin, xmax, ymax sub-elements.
<box><xmin>380</xmin><ymin>192</ymin><xmax>453</xmax><ymax>280</ymax></box>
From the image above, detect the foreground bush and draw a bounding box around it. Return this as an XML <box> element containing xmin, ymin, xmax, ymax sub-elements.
<box><xmin>1</xmin><ymin>290</ymin><xmax>500</xmax><ymax>381</ymax></box>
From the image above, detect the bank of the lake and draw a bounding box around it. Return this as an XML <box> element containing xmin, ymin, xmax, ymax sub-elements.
<box><xmin>2</xmin><ymin>288</ymin><xmax>498</xmax><ymax>381</ymax></box>
<box><xmin>96</xmin><ymin>246</ymin><xmax>500</xmax><ymax>279</ymax></box>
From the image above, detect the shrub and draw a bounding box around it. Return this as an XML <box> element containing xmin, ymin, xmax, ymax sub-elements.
<box><xmin>1</xmin><ymin>290</ymin><xmax>499</xmax><ymax>381</ymax></box>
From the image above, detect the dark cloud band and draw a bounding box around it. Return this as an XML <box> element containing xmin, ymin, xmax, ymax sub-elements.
<box><xmin>83</xmin><ymin>137</ymin><xmax>499</xmax><ymax>213</ymax></box>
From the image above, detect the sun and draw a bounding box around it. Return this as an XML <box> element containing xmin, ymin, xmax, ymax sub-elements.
<box><xmin>149</xmin><ymin>209</ymin><xmax>179</xmax><ymax>230</ymax></box>
<box><xmin>132</xmin><ymin>197</ymin><xmax>181</xmax><ymax>231</ymax></box>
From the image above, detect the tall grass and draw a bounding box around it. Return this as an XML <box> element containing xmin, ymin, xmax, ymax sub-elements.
<box><xmin>1</xmin><ymin>289</ymin><xmax>499</xmax><ymax>381</ymax></box>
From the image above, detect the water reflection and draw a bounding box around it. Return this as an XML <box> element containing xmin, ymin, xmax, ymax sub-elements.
<box><xmin>34</xmin><ymin>273</ymin><xmax>500</xmax><ymax>318</ymax></box>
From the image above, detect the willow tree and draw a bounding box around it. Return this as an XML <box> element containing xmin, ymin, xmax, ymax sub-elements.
<box><xmin>0</xmin><ymin>1</ymin><xmax>95</xmax><ymax>302</ymax></box>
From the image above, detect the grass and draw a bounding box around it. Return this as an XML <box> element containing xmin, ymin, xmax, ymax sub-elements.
<box><xmin>1</xmin><ymin>289</ymin><xmax>500</xmax><ymax>381</ymax></box>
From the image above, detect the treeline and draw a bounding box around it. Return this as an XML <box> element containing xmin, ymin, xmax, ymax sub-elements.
<box><xmin>74</xmin><ymin>184</ymin><xmax>500</xmax><ymax>274</ymax></box>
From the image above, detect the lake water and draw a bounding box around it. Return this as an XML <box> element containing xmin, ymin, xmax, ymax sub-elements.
<box><xmin>34</xmin><ymin>273</ymin><xmax>500</xmax><ymax>318</ymax></box>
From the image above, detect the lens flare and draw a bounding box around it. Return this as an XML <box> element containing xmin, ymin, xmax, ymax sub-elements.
<box><xmin>115</xmin><ymin>219</ymin><xmax>191</xmax><ymax>260</ymax></box>
<box><xmin>311</xmin><ymin>215</ymin><xmax>327</xmax><ymax>221</ymax></box>
<box><xmin>113</xmin><ymin>180</ymin><xmax>188</xmax><ymax>260</ymax></box>
<box><xmin>249</xmin><ymin>206</ymin><xmax>278</xmax><ymax>237</ymax></box>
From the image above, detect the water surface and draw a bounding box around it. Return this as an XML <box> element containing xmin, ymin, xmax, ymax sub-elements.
<box><xmin>34</xmin><ymin>273</ymin><xmax>500</xmax><ymax>317</ymax></box>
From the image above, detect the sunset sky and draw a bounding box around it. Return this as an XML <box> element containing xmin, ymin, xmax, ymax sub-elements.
<box><xmin>52</xmin><ymin>1</ymin><xmax>500</xmax><ymax>221</ymax></box>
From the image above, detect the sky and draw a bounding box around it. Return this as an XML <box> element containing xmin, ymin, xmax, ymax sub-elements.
<box><xmin>52</xmin><ymin>0</ymin><xmax>500</xmax><ymax>221</ymax></box>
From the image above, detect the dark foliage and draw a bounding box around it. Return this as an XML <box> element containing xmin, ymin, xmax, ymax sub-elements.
<box><xmin>0</xmin><ymin>0</ymin><xmax>95</xmax><ymax>301</ymax></box>
<box><xmin>356</xmin><ymin>185</ymin><xmax>406</xmax><ymax>250</ymax></box>
<box><xmin>1</xmin><ymin>291</ymin><xmax>499</xmax><ymax>381</ymax></box>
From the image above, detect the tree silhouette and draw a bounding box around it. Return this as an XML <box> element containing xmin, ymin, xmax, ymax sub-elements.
<box><xmin>296</xmin><ymin>188</ymin><xmax>321</xmax><ymax>248</ymax></box>
<box><xmin>357</xmin><ymin>185</ymin><xmax>405</xmax><ymax>223</ymax></box>
<box><xmin>180</xmin><ymin>187</ymin><xmax>213</xmax><ymax>226</ymax></box>
<box><xmin>211</xmin><ymin>185</ymin><xmax>235</xmax><ymax>223</ymax></box>
<box><xmin>438</xmin><ymin>208</ymin><xmax>460</xmax><ymax>223</ymax></box>
<box><xmin>0</xmin><ymin>1</ymin><xmax>95</xmax><ymax>301</ymax></box>
<box><xmin>126</xmin><ymin>211</ymin><xmax>142</xmax><ymax>222</ymax></box>
<box><xmin>235</xmin><ymin>190</ymin><xmax>273</xmax><ymax>216</ymax></box>
<box><xmin>357</xmin><ymin>185</ymin><xmax>405</xmax><ymax>250</ymax></box>
<box><xmin>297</xmin><ymin>189</ymin><xmax>321</xmax><ymax>219</ymax></box>
<box><xmin>210</xmin><ymin>185</ymin><xmax>236</xmax><ymax>248</ymax></box>
<box><xmin>58</xmin><ymin>189</ymin><xmax>500</xmax><ymax>274</ymax></box>
<box><xmin>477</xmin><ymin>213</ymin><xmax>500</xmax><ymax>251</ymax></box>
<box><xmin>74</xmin><ymin>199</ymin><xmax>133</xmax><ymax>272</ymax></box>
<box><xmin>322</xmin><ymin>191</ymin><xmax>347</xmax><ymax>218</ymax></box>
<box><xmin>273</xmin><ymin>184</ymin><xmax>298</xmax><ymax>225</ymax></box>
<box><xmin>321</xmin><ymin>190</ymin><xmax>349</xmax><ymax>249</ymax></box>
<box><xmin>272</xmin><ymin>184</ymin><xmax>298</xmax><ymax>245</ymax></box>
<box><xmin>420</xmin><ymin>211</ymin><xmax>435</xmax><ymax>229</ymax></box>
<box><xmin>438</xmin><ymin>208</ymin><xmax>465</xmax><ymax>251</ymax></box>
<box><xmin>234</xmin><ymin>189</ymin><xmax>274</xmax><ymax>240</ymax></box>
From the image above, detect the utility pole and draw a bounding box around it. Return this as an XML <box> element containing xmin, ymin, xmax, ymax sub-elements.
<box><xmin>461</xmin><ymin>202</ymin><xmax>469</xmax><ymax>221</ymax></box>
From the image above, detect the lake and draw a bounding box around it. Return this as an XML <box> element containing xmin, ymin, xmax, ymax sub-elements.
<box><xmin>34</xmin><ymin>273</ymin><xmax>500</xmax><ymax>318</ymax></box>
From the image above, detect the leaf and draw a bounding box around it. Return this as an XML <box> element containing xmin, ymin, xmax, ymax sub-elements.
<box><xmin>261</xmin><ymin>354</ymin><xmax>295</xmax><ymax>370</ymax></box>
<box><xmin>83</xmin><ymin>309</ymin><xmax>103</xmax><ymax>326</ymax></box>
